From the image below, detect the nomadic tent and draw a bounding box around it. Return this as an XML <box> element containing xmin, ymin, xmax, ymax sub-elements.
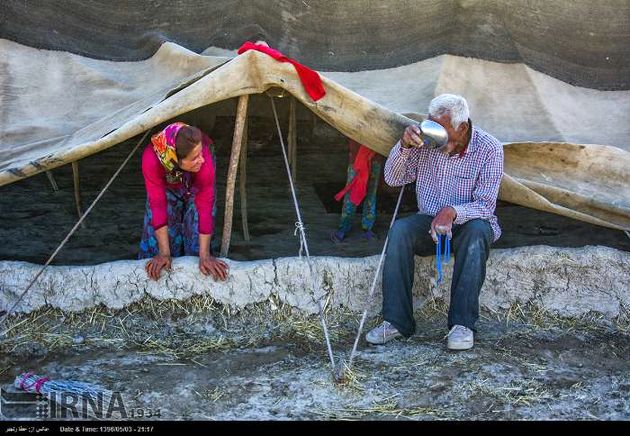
<box><xmin>0</xmin><ymin>4</ymin><xmax>629</xmax><ymax>418</ymax></box>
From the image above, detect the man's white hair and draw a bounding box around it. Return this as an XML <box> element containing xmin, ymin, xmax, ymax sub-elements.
<box><xmin>428</xmin><ymin>94</ymin><xmax>470</xmax><ymax>129</ymax></box>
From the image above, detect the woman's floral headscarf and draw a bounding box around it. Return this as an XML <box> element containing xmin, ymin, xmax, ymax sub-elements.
<box><xmin>151</xmin><ymin>122</ymin><xmax>188</xmax><ymax>183</ymax></box>
<box><xmin>151</xmin><ymin>122</ymin><xmax>188</xmax><ymax>172</ymax></box>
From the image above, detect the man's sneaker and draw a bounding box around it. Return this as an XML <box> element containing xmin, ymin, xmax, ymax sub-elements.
<box><xmin>446</xmin><ymin>324</ymin><xmax>474</xmax><ymax>350</ymax></box>
<box><xmin>366</xmin><ymin>321</ymin><xmax>402</xmax><ymax>345</ymax></box>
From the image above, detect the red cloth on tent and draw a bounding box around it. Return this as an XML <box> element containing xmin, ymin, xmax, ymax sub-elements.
<box><xmin>335</xmin><ymin>141</ymin><xmax>377</xmax><ymax>206</ymax></box>
<box><xmin>237</xmin><ymin>41</ymin><xmax>326</xmax><ymax>101</ymax></box>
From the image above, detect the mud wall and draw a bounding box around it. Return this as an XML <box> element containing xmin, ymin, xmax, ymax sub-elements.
<box><xmin>1</xmin><ymin>245</ymin><xmax>628</xmax><ymax>319</ymax></box>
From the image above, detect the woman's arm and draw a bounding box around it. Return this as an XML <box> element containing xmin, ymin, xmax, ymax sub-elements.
<box><xmin>194</xmin><ymin>145</ymin><xmax>215</xmax><ymax>237</ymax></box>
<box><xmin>142</xmin><ymin>147</ymin><xmax>172</xmax><ymax>280</ymax></box>
<box><xmin>199</xmin><ymin>233</ymin><xmax>211</xmax><ymax>258</ymax></box>
<box><xmin>155</xmin><ymin>226</ymin><xmax>171</xmax><ymax>257</ymax></box>
<box><xmin>195</xmin><ymin>142</ymin><xmax>228</xmax><ymax>281</ymax></box>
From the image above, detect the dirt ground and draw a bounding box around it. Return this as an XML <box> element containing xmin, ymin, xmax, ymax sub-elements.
<box><xmin>0</xmin><ymin>114</ymin><xmax>628</xmax><ymax>265</ymax></box>
<box><xmin>0</xmin><ymin>300</ymin><xmax>628</xmax><ymax>421</ymax></box>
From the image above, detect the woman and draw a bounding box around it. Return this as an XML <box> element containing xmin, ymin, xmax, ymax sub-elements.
<box><xmin>139</xmin><ymin>122</ymin><xmax>228</xmax><ymax>281</ymax></box>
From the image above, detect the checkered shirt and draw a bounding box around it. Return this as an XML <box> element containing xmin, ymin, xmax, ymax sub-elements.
<box><xmin>384</xmin><ymin>126</ymin><xmax>504</xmax><ymax>241</ymax></box>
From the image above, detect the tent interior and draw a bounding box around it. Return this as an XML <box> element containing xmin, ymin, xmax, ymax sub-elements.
<box><xmin>1</xmin><ymin>94</ymin><xmax>628</xmax><ymax>266</ymax></box>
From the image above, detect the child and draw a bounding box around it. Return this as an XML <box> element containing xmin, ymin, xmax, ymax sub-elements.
<box><xmin>332</xmin><ymin>139</ymin><xmax>384</xmax><ymax>242</ymax></box>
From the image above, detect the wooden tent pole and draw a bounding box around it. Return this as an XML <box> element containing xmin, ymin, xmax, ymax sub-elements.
<box><xmin>71</xmin><ymin>161</ymin><xmax>85</xmax><ymax>228</ymax></box>
<box><xmin>288</xmin><ymin>97</ymin><xmax>297</xmax><ymax>180</ymax></box>
<box><xmin>239</xmin><ymin>117</ymin><xmax>251</xmax><ymax>241</ymax></box>
<box><xmin>220</xmin><ymin>94</ymin><xmax>249</xmax><ymax>257</ymax></box>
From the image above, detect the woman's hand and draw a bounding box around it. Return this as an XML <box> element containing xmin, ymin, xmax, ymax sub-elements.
<box><xmin>145</xmin><ymin>253</ymin><xmax>172</xmax><ymax>281</ymax></box>
<box><xmin>199</xmin><ymin>255</ymin><xmax>229</xmax><ymax>281</ymax></box>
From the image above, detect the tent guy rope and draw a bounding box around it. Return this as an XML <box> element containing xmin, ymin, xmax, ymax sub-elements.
<box><xmin>269</xmin><ymin>96</ymin><xmax>337</xmax><ymax>375</ymax></box>
<box><xmin>338</xmin><ymin>185</ymin><xmax>406</xmax><ymax>381</ymax></box>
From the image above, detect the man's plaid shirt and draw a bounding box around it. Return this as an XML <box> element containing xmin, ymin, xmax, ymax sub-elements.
<box><xmin>384</xmin><ymin>126</ymin><xmax>504</xmax><ymax>241</ymax></box>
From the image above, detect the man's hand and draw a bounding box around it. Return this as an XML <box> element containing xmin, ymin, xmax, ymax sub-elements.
<box><xmin>429</xmin><ymin>206</ymin><xmax>457</xmax><ymax>243</ymax></box>
<box><xmin>199</xmin><ymin>255</ymin><xmax>229</xmax><ymax>281</ymax></box>
<box><xmin>401</xmin><ymin>125</ymin><xmax>424</xmax><ymax>149</ymax></box>
<box><xmin>145</xmin><ymin>253</ymin><xmax>172</xmax><ymax>281</ymax></box>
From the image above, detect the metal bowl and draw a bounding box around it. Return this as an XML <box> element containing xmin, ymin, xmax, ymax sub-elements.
<box><xmin>419</xmin><ymin>119</ymin><xmax>448</xmax><ymax>149</ymax></box>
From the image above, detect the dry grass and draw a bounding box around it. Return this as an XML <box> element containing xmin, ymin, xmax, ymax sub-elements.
<box><xmin>314</xmin><ymin>394</ymin><xmax>452</xmax><ymax>420</ymax></box>
<box><xmin>333</xmin><ymin>360</ymin><xmax>366</xmax><ymax>394</ymax></box>
<box><xmin>192</xmin><ymin>386</ymin><xmax>225</xmax><ymax>403</ymax></box>
<box><xmin>496</xmin><ymin>300</ymin><xmax>629</xmax><ymax>334</ymax></box>
<box><xmin>470</xmin><ymin>378</ymin><xmax>552</xmax><ymax>409</ymax></box>
<box><xmin>0</xmin><ymin>296</ymin><xmax>243</xmax><ymax>357</ymax></box>
<box><xmin>0</xmin><ymin>292</ymin><xmax>358</xmax><ymax>360</ymax></box>
<box><xmin>416</xmin><ymin>298</ymin><xmax>449</xmax><ymax>319</ymax></box>
<box><xmin>133</xmin><ymin>336</ymin><xmax>237</xmax><ymax>359</ymax></box>
<box><xmin>419</xmin><ymin>297</ymin><xmax>629</xmax><ymax>334</ymax></box>
<box><xmin>0</xmin><ymin>294</ymin><xmax>626</xmax><ymax>364</ymax></box>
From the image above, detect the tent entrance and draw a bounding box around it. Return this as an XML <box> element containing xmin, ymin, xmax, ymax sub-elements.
<box><xmin>0</xmin><ymin>97</ymin><xmax>628</xmax><ymax>266</ymax></box>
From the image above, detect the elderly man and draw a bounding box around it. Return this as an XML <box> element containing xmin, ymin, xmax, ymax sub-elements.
<box><xmin>366</xmin><ymin>94</ymin><xmax>504</xmax><ymax>350</ymax></box>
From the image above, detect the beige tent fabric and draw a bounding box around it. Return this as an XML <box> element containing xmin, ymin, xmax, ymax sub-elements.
<box><xmin>1</xmin><ymin>40</ymin><xmax>628</xmax><ymax>231</ymax></box>
<box><xmin>326</xmin><ymin>56</ymin><xmax>630</xmax><ymax>148</ymax></box>
<box><xmin>502</xmin><ymin>143</ymin><xmax>630</xmax><ymax>230</ymax></box>
<box><xmin>0</xmin><ymin>40</ymin><xmax>229</xmax><ymax>177</ymax></box>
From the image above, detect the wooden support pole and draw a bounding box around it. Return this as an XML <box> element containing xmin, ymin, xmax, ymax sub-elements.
<box><xmin>288</xmin><ymin>97</ymin><xmax>297</xmax><ymax>180</ymax></box>
<box><xmin>45</xmin><ymin>171</ymin><xmax>59</xmax><ymax>192</ymax></box>
<box><xmin>239</xmin><ymin>117</ymin><xmax>250</xmax><ymax>241</ymax></box>
<box><xmin>220</xmin><ymin>94</ymin><xmax>249</xmax><ymax>257</ymax></box>
<box><xmin>71</xmin><ymin>161</ymin><xmax>86</xmax><ymax>228</ymax></box>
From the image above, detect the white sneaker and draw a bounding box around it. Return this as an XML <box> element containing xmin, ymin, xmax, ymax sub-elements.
<box><xmin>446</xmin><ymin>325</ymin><xmax>474</xmax><ymax>350</ymax></box>
<box><xmin>365</xmin><ymin>321</ymin><xmax>402</xmax><ymax>345</ymax></box>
